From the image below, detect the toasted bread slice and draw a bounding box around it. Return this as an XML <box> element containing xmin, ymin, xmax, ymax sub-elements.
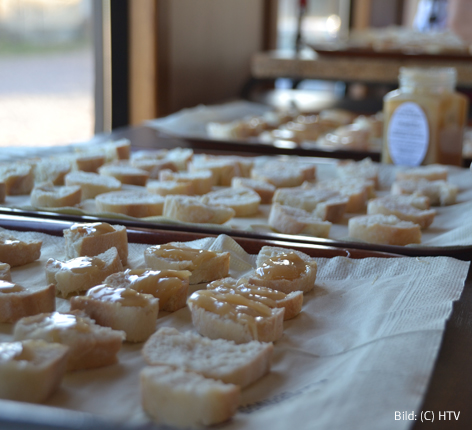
<box><xmin>0</xmin><ymin>163</ymin><xmax>34</xmax><ymax>195</ymax></box>
<box><xmin>146</xmin><ymin>179</ymin><xmax>193</xmax><ymax>196</ymax></box>
<box><xmin>159</xmin><ymin>169</ymin><xmax>213</xmax><ymax>195</ymax></box>
<box><xmin>65</xmin><ymin>171</ymin><xmax>121</xmax><ymax>200</ymax></box>
<box><xmin>391</xmin><ymin>179</ymin><xmax>458</xmax><ymax>206</ymax></box>
<box><xmin>231</xmin><ymin>177</ymin><xmax>275</xmax><ymax>204</ymax></box>
<box><xmin>98</xmin><ymin>162</ymin><xmax>149</xmax><ymax>186</ymax></box>
<box><xmin>396</xmin><ymin>164</ymin><xmax>448</xmax><ymax>182</ymax></box>
<box><xmin>0</xmin><ymin>263</ymin><xmax>11</xmax><ymax>281</ymax></box>
<box><xmin>142</xmin><ymin>327</ymin><xmax>273</xmax><ymax>388</ymax></box>
<box><xmin>201</xmin><ymin>187</ymin><xmax>261</xmax><ymax>217</ymax></box>
<box><xmin>31</xmin><ymin>183</ymin><xmax>81</xmax><ymax>208</ymax></box>
<box><xmin>0</xmin><ymin>232</ymin><xmax>41</xmax><ymax>267</ymax></box>
<box><xmin>95</xmin><ymin>190</ymin><xmax>165</xmax><ymax>218</ymax></box>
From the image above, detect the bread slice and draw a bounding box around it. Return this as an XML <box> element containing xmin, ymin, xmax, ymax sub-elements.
<box><xmin>104</xmin><ymin>268</ymin><xmax>190</xmax><ymax>312</ymax></box>
<box><xmin>0</xmin><ymin>162</ymin><xmax>34</xmax><ymax>195</ymax></box>
<box><xmin>34</xmin><ymin>159</ymin><xmax>71</xmax><ymax>186</ymax></box>
<box><xmin>189</xmin><ymin>157</ymin><xmax>241</xmax><ymax>186</ymax></box>
<box><xmin>367</xmin><ymin>196</ymin><xmax>436</xmax><ymax>229</ymax></box>
<box><xmin>146</xmin><ymin>179</ymin><xmax>193</xmax><ymax>196</ymax></box>
<box><xmin>159</xmin><ymin>169</ymin><xmax>213</xmax><ymax>195</ymax></box>
<box><xmin>378</xmin><ymin>193</ymin><xmax>431</xmax><ymax>210</ymax></box>
<box><xmin>141</xmin><ymin>365</ymin><xmax>240</xmax><ymax>427</ymax></box>
<box><xmin>208</xmin><ymin>277</ymin><xmax>303</xmax><ymax>320</ymax></box>
<box><xmin>105</xmin><ymin>139</ymin><xmax>131</xmax><ymax>161</ymax></box>
<box><xmin>70</xmin><ymin>285</ymin><xmax>159</xmax><ymax>342</ymax></box>
<box><xmin>46</xmin><ymin>247</ymin><xmax>123</xmax><ymax>298</ymax></box>
<box><xmin>30</xmin><ymin>183</ymin><xmax>81</xmax><ymax>208</ymax></box>
<box><xmin>0</xmin><ymin>282</ymin><xmax>55</xmax><ymax>323</ymax></box>
<box><xmin>144</xmin><ymin>243</ymin><xmax>229</xmax><ymax>285</ymax></box>
<box><xmin>268</xmin><ymin>203</ymin><xmax>331</xmax><ymax>237</ymax></box>
<box><xmin>251</xmin><ymin>163</ymin><xmax>305</xmax><ymax>188</ymax></box>
<box><xmin>163</xmin><ymin>195</ymin><xmax>235</xmax><ymax>224</ymax></box>
<box><xmin>336</xmin><ymin>158</ymin><xmax>379</xmax><ymax>188</ymax></box>
<box><xmin>273</xmin><ymin>187</ymin><xmax>347</xmax><ymax>222</ymax></box>
<box><xmin>248</xmin><ymin>246</ymin><xmax>317</xmax><ymax>294</ymax></box>
<box><xmin>95</xmin><ymin>190</ymin><xmax>165</xmax><ymax>218</ymax></box>
<box><xmin>211</xmin><ymin>155</ymin><xmax>254</xmax><ymax>177</ymax></box>
<box><xmin>391</xmin><ymin>179</ymin><xmax>458</xmax><ymax>206</ymax></box>
<box><xmin>188</xmin><ymin>289</ymin><xmax>284</xmax><ymax>343</ymax></box>
<box><xmin>98</xmin><ymin>162</ymin><xmax>149</xmax><ymax>186</ymax></box>
<box><xmin>396</xmin><ymin>164</ymin><xmax>448</xmax><ymax>182</ymax></box>
<box><xmin>311</xmin><ymin>179</ymin><xmax>369</xmax><ymax>213</ymax></box>
<box><xmin>65</xmin><ymin>171</ymin><xmax>121</xmax><ymax>200</ymax></box>
<box><xmin>231</xmin><ymin>177</ymin><xmax>275</xmax><ymax>204</ymax></box>
<box><xmin>131</xmin><ymin>158</ymin><xmax>178</xmax><ymax>179</ymax></box>
<box><xmin>348</xmin><ymin>214</ymin><xmax>421</xmax><ymax>245</ymax></box>
<box><xmin>163</xmin><ymin>147</ymin><xmax>193</xmax><ymax>170</ymax></box>
<box><xmin>0</xmin><ymin>182</ymin><xmax>5</xmax><ymax>203</ymax></box>
<box><xmin>201</xmin><ymin>187</ymin><xmax>261</xmax><ymax>217</ymax></box>
<box><xmin>63</xmin><ymin>222</ymin><xmax>128</xmax><ymax>265</ymax></box>
<box><xmin>74</xmin><ymin>154</ymin><xmax>106</xmax><ymax>173</ymax></box>
<box><xmin>0</xmin><ymin>231</ymin><xmax>42</xmax><ymax>267</ymax></box>
<box><xmin>14</xmin><ymin>311</ymin><xmax>125</xmax><ymax>371</ymax></box>
<box><xmin>0</xmin><ymin>340</ymin><xmax>69</xmax><ymax>403</ymax></box>
<box><xmin>142</xmin><ymin>327</ymin><xmax>273</xmax><ymax>387</ymax></box>
<box><xmin>0</xmin><ymin>262</ymin><xmax>11</xmax><ymax>281</ymax></box>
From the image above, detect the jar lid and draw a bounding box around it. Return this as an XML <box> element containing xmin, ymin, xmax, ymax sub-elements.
<box><xmin>399</xmin><ymin>67</ymin><xmax>457</xmax><ymax>89</ymax></box>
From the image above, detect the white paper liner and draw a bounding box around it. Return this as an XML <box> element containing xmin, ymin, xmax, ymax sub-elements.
<box><xmin>0</xmin><ymin>228</ymin><xmax>469</xmax><ymax>430</ymax></box>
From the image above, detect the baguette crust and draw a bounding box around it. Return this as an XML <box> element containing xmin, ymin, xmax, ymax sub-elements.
<box><xmin>95</xmin><ymin>191</ymin><xmax>165</xmax><ymax>217</ymax></box>
<box><xmin>248</xmin><ymin>246</ymin><xmax>317</xmax><ymax>294</ymax></box>
<box><xmin>0</xmin><ymin>283</ymin><xmax>55</xmax><ymax>323</ymax></box>
<box><xmin>0</xmin><ymin>182</ymin><xmax>5</xmax><ymax>203</ymax></box>
<box><xmin>0</xmin><ymin>232</ymin><xmax>42</xmax><ymax>267</ymax></box>
<box><xmin>141</xmin><ymin>365</ymin><xmax>240</xmax><ymax>427</ymax></box>
<box><xmin>63</xmin><ymin>222</ymin><xmax>128</xmax><ymax>265</ymax></box>
<box><xmin>30</xmin><ymin>183</ymin><xmax>81</xmax><ymax>208</ymax></box>
<box><xmin>132</xmin><ymin>158</ymin><xmax>178</xmax><ymax>179</ymax></box>
<box><xmin>0</xmin><ymin>340</ymin><xmax>69</xmax><ymax>403</ymax></box>
<box><xmin>46</xmin><ymin>247</ymin><xmax>123</xmax><ymax>297</ymax></box>
<box><xmin>189</xmin><ymin>300</ymin><xmax>284</xmax><ymax>344</ymax></box>
<box><xmin>163</xmin><ymin>195</ymin><xmax>235</xmax><ymax>224</ymax></box>
<box><xmin>348</xmin><ymin>214</ymin><xmax>421</xmax><ymax>245</ymax></box>
<box><xmin>70</xmin><ymin>285</ymin><xmax>159</xmax><ymax>342</ymax></box>
<box><xmin>0</xmin><ymin>263</ymin><xmax>11</xmax><ymax>281</ymax></box>
<box><xmin>0</xmin><ymin>163</ymin><xmax>34</xmax><ymax>195</ymax></box>
<box><xmin>104</xmin><ymin>268</ymin><xmax>189</xmax><ymax>312</ymax></box>
<box><xmin>74</xmin><ymin>154</ymin><xmax>106</xmax><ymax>173</ymax></box>
<box><xmin>14</xmin><ymin>311</ymin><xmax>125</xmax><ymax>371</ymax></box>
<box><xmin>142</xmin><ymin>327</ymin><xmax>273</xmax><ymax>388</ymax></box>
<box><xmin>146</xmin><ymin>180</ymin><xmax>193</xmax><ymax>196</ymax></box>
<box><xmin>144</xmin><ymin>244</ymin><xmax>230</xmax><ymax>285</ymax></box>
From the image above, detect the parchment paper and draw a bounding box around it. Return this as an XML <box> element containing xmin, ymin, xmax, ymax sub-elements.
<box><xmin>0</xmin><ymin>228</ymin><xmax>469</xmax><ymax>430</ymax></box>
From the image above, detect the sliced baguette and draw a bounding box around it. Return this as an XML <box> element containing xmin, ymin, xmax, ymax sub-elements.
<box><xmin>0</xmin><ymin>163</ymin><xmax>34</xmax><ymax>195</ymax></box>
<box><xmin>132</xmin><ymin>158</ymin><xmax>178</xmax><ymax>179</ymax></box>
<box><xmin>0</xmin><ymin>182</ymin><xmax>5</xmax><ymax>203</ymax></box>
<box><xmin>70</xmin><ymin>285</ymin><xmax>159</xmax><ymax>342</ymax></box>
<box><xmin>189</xmin><ymin>157</ymin><xmax>240</xmax><ymax>186</ymax></box>
<box><xmin>33</xmin><ymin>159</ymin><xmax>71</xmax><ymax>186</ymax></box>
<box><xmin>0</xmin><ymin>282</ymin><xmax>55</xmax><ymax>323</ymax></box>
<box><xmin>336</xmin><ymin>158</ymin><xmax>379</xmax><ymax>188</ymax></box>
<box><xmin>367</xmin><ymin>196</ymin><xmax>436</xmax><ymax>229</ymax></box>
<box><xmin>248</xmin><ymin>246</ymin><xmax>317</xmax><ymax>294</ymax></box>
<box><xmin>142</xmin><ymin>327</ymin><xmax>273</xmax><ymax>388</ymax></box>
<box><xmin>391</xmin><ymin>179</ymin><xmax>458</xmax><ymax>206</ymax></box>
<box><xmin>95</xmin><ymin>190</ymin><xmax>165</xmax><ymax>218</ymax></box>
<box><xmin>45</xmin><ymin>247</ymin><xmax>123</xmax><ymax>298</ymax></box>
<box><xmin>141</xmin><ymin>365</ymin><xmax>240</xmax><ymax>427</ymax></box>
<box><xmin>146</xmin><ymin>180</ymin><xmax>193</xmax><ymax>196</ymax></box>
<box><xmin>0</xmin><ymin>340</ymin><xmax>69</xmax><ymax>403</ymax></box>
<box><xmin>0</xmin><ymin>232</ymin><xmax>42</xmax><ymax>267</ymax></box>
<box><xmin>396</xmin><ymin>164</ymin><xmax>448</xmax><ymax>182</ymax></box>
<box><xmin>64</xmin><ymin>171</ymin><xmax>121</xmax><ymax>200</ymax></box>
<box><xmin>144</xmin><ymin>243</ymin><xmax>229</xmax><ymax>285</ymax></box>
<box><xmin>201</xmin><ymin>187</ymin><xmax>261</xmax><ymax>217</ymax></box>
<box><xmin>207</xmin><ymin>277</ymin><xmax>303</xmax><ymax>320</ymax></box>
<box><xmin>30</xmin><ymin>183</ymin><xmax>81</xmax><ymax>208</ymax></box>
<box><xmin>0</xmin><ymin>263</ymin><xmax>11</xmax><ymax>281</ymax></box>
<box><xmin>159</xmin><ymin>169</ymin><xmax>213</xmax><ymax>195</ymax></box>
<box><xmin>231</xmin><ymin>177</ymin><xmax>275</xmax><ymax>204</ymax></box>
<box><xmin>348</xmin><ymin>214</ymin><xmax>421</xmax><ymax>245</ymax></box>
<box><xmin>74</xmin><ymin>154</ymin><xmax>106</xmax><ymax>173</ymax></box>
<box><xmin>98</xmin><ymin>162</ymin><xmax>149</xmax><ymax>186</ymax></box>
<box><xmin>104</xmin><ymin>268</ymin><xmax>190</xmax><ymax>312</ymax></box>
<box><xmin>163</xmin><ymin>195</ymin><xmax>235</xmax><ymax>224</ymax></box>
<box><xmin>268</xmin><ymin>203</ymin><xmax>331</xmax><ymax>237</ymax></box>
<box><xmin>63</xmin><ymin>222</ymin><xmax>128</xmax><ymax>265</ymax></box>
<box><xmin>14</xmin><ymin>311</ymin><xmax>125</xmax><ymax>371</ymax></box>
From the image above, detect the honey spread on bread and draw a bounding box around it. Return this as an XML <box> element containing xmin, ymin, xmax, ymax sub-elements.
<box><xmin>21</xmin><ymin>313</ymin><xmax>92</xmax><ymax>338</ymax></box>
<box><xmin>49</xmin><ymin>256</ymin><xmax>106</xmax><ymax>273</ymax></box>
<box><xmin>256</xmin><ymin>252</ymin><xmax>307</xmax><ymax>281</ymax></box>
<box><xmin>146</xmin><ymin>244</ymin><xmax>217</xmax><ymax>269</ymax></box>
<box><xmin>0</xmin><ymin>342</ymin><xmax>27</xmax><ymax>362</ymax></box>
<box><xmin>69</xmin><ymin>222</ymin><xmax>115</xmax><ymax>236</ymax></box>
<box><xmin>87</xmin><ymin>285</ymin><xmax>150</xmax><ymax>307</ymax></box>
<box><xmin>0</xmin><ymin>280</ymin><xmax>25</xmax><ymax>293</ymax></box>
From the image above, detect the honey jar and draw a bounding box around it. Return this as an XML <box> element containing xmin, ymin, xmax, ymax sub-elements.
<box><xmin>382</xmin><ymin>67</ymin><xmax>468</xmax><ymax>166</ymax></box>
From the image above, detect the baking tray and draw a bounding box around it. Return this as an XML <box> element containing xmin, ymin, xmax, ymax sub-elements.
<box><xmin>1</xmin><ymin>207</ymin><xmax>470</xmax><ymax>261</ymax></box>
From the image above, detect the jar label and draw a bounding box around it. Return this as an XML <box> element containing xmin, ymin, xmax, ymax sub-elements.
<box><xmin>387</xmin><ymin>102</ymin><xmax>429</xmax><ymax>166</ymax></box>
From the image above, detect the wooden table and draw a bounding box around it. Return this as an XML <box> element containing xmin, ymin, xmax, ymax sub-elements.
<box><xmin>251</xmin><ymin>50</ymin><xmax>472</xmax><ymax>87</ymax></box>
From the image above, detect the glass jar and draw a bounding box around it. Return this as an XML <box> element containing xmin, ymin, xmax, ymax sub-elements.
<box><xmin>382</xmin><ymin>67</ymin><xmax>468</xmax><ymax>166</ymax></box>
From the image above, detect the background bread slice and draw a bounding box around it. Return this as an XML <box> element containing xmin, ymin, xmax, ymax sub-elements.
<box><xmin>0</xmin><ymin>182</ymin><xmax>5</xmax><ymax>203</ymax></box>
<box><xmin>348</xmin><ymin>214</ymin><xmax>421</xmax><ymax>245</ymax></box>
<box><xmin>63</xmin><ymin>222</ymin><xmax>128</xmax><ymax>265</ymax></box>
<box><xmin>98</xmin><ymin>162</ymin><xmax>149</xmax><ymax>186</ymax></box>
<box><xmin>0</xmin><ymin>163</ymin><xmax>34</xmax><ymax>195</ymax></box>
<box><xmin>163</xmin><ymin>195</ymin><xmax>235</xmax><ymax>224</ymax></box>
<box><xmin>142</xmin><ymin>327</ymin><xmax>273</xmax><ymax>388</ymax></box>
<box><xmin>30</xmin><ymin>183</ymin><xmax>81</xmax><ymax>208</ymax></box>
<box><xmin>70</xmin><ymin>285</ymin><xmax>159</xmax><ymax>342</ymax></box>
<box><xmin>33</xmin><ymin>159</ymin><xmax>71</xmax><ymax>186</ymax></box>
<box><xmin>188</xmin><ymin>290</ymin><xmax>285</xmax><ymax>343</ymax></box>
<box><xmin>0</xmin><ymin>283</ymin><xmax>55</xmax><ymax>323</ymax></box>
<box><xmin>14</xmin><ymin>311</ymin><xmax>125</xmax><ymax>371</ymax></box>
<box><xmin>391</xmin><ymin>179</ymin><xmax>458</xmax><ymax>206</ymax></box>
<box><xmin>0</xmin><ymin>263</ymin><xmax>11</xmax><ymax>281</ymax></box>
<box><xmin>159</xmin><ymin>169</ymin><xmax>213</xmax><ymax>195</ymax></box>
<box><xmin>0</xmin><ymin>340</ymin><xmax>69</xmax><ymax>403</ymax></box>
<box><xmin>64</xmin><ymin>171</ymin><xmax>121</xmax><ymax>200</ymax></box>
<box><xmin>146</xmin><ymin>180</ymin><xmax>193</xmax><ymax>196</ymax></box>
<box><xmin>141</xmin><ymin>365</ymin><xmax>240</xmax><ymax>427</ymax></box>
<box><xmin>74</xmin><ymin>154</ymin><xmax>106</xmax><ymax>173</ymax></box>
<box><xmin>0</xmin><ymin>232</ymin><xmax>41</xmax><ymax>267</ymax></box>
<box><xmin>201</xmin><ymin>187</ymin><xmax>261</xmax><ymax>217</ymax></box>
<box><xmin>396</xmin><ymin>164</ymin><xmax>448</xmax><ymax>182</ymax></box>
<box><xmin>95</xmin><ymin>190</ymin><xmax>165</xmax><ymax>218</ymax></box>
<box><xmin>231</xmin><ymin>177</ymin><xmax>275</xmax><ymax>204</ymax></box>
<box><xmin>46</xmin><ymin>247</ymin><xmax>123</xmax><ymax>297</ymax></box>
